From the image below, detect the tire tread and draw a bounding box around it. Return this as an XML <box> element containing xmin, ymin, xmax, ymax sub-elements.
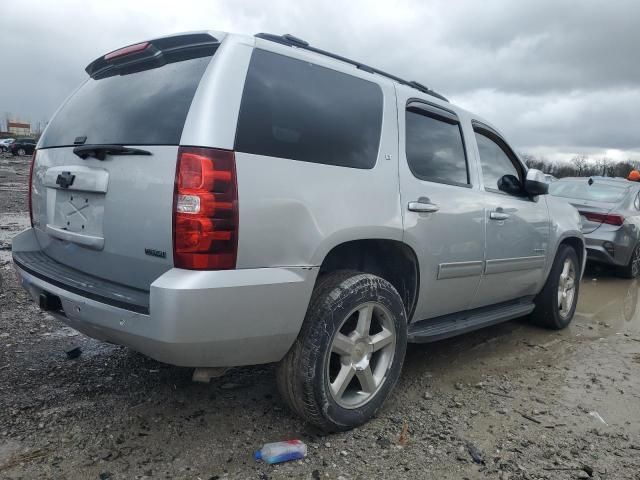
<box><xmin>276</xmin><ymin>270</ymin><xmax>406</xmax><ymax>431</ymax></box>
<box><xmin>531</xmin><ymin>245</ymin><xmax>579</xmax><ymax>329</ymax></box>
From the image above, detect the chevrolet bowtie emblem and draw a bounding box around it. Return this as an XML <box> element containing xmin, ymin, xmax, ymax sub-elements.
<box><xmin>56</xmin><ymin>172</ymin><xmax>76</xmax><ymax>189</ymax></box>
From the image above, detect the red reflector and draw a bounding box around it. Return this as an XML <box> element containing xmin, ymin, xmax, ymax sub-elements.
<box><xmin>579</xmin><ymin>211</ymin><xmax>624</xmax><ymax>226</ymax></box>
<box><xmin>104</xmin><ymin>41</ymin><xmax>150</xmax><ymax>60</ymax></box>
<box><xmin>173</xmin><ymin>147</ymin><xmax>238</xmax><ymax>270</ymax></box>
<box><xmin>28</xmin><ymin>150</ymin><xmax>36</xmax><ymax>227</ymax></box>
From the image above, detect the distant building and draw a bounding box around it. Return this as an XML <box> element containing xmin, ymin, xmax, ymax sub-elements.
<box><xmin>7</xmin><ymin>121</ymin><xmax>31</xmax><ymax>137</ymax></box>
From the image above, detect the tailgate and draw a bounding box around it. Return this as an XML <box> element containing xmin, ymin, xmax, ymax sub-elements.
<box><xmin>30</xmin><ymin>33</ymin><xmax>220</xmax><ymax>290</ymax></box>
<box><xmin>31</xmin><ymin>146</ymin><xmax>177</xmax><ymax>290</ymax></box>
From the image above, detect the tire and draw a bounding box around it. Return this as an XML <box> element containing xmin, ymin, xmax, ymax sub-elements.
<box><xmin>617</xmin><ymin>243</ymin><xmax>640</xmax><ymax>279</ymax></box>
<box><xmin>17</xmin><ymin>148</ymin><xmax>26</xmax><ymax>156</ymax></box>
<box><xmin>530</xmin><ymin>245</ymin><xmax>580</xmax><ymax>329</ymax></box>
<box><xmin>276</xmin><ymin>271</ymin><xmax>407</xmax><ymax>431</ymax></box>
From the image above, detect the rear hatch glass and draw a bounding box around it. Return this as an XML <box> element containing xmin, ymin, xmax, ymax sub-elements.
<box><xmin>32</xmin><ymin>34</ymin><xmax>217</xmax><ymax>291</ymax></box>
<box><xmin>549</xmin><ymin>180</ymin><xmax>629</xmax><ymax>233</ymax></box>
<box><xmin>40</xmin><ymin>54</ymin><xmax>212</xmax><ymax>148</ymax></box>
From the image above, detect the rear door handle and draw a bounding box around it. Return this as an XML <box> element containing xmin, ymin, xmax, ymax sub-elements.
<box><xmin>489</xmin><ymin>211</ymin><xmax>510</xmax><ymax>220</ymax></box>
<box><xmin>408</xmin><ymin>201</ymin><xmax>439</xmax><ymax>213</ymax></box>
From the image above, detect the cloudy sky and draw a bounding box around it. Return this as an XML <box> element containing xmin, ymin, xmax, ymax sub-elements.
<box><xmin>1</xmin><ymin>0</ymin><xmax>638</xmax><ymax>162</ymax></box>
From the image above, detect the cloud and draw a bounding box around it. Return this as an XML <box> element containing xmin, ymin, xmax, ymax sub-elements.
<box><xmin>456</xmin><ymin>88</ymin><xmax>640</xmax><ymax>154</ymax></box>
<box><xmin>1</xmin><ymin>0</ymin><xmax>638</xmax><ymax>161</ymax></box>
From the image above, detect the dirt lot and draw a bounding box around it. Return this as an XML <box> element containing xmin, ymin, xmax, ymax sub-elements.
<box><xmin>1</xmin><ymin>153</ymin><xmax>640</xmax><ymax>480</ymax></box>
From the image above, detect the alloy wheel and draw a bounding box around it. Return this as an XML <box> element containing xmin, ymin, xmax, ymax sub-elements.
<box><xmin>631</xmin><ymin>246</ymin><xmax>640</xmax><ymax>278</ymax></box>
<box><xmin>557</xmin><ymin>258</ymin><xmax>576</xmax><ymax>318</ymax></box>
<box><xmin>326</xmin><ymin>302</ymin><xmax>396</xmax><ymax>409</ymax></box>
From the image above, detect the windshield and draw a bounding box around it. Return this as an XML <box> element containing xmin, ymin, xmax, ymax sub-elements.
<box><xmin>549</xmin><ymin>181</ymin><xmax>629</xmax><ymax>203</ymax></box>
<box><xmin>39</xmin><ymin>54</ymin><xmax>213</xmax><ymax>148</ymax></box>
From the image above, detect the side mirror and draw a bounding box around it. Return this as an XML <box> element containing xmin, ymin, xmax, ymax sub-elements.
<box><xmin>497</xmin><ymin>174</ymin><xmax>523</xmax><ymax>195</ymax></box>
<box><xmin>525</xmin><ymin>168</ymin><xmax>549</xmax><ymax>196</ymax></box>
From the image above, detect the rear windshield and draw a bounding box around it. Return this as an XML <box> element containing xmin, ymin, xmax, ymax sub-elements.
<box><xmin>39</xmin><ymin>55</ymin><xmax>212</xmax><ymax>148</ymax></box>
<box><xmin>549</xmin><ymin>181</ymin><xmax>628</xmax><ymax>203</ymax></box>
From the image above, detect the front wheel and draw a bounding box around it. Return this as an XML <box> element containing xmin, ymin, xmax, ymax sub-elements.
<box><xmin>276</xmin><ymin>271</ymin><xmax>407</xmax><ymax>431</ymax></box>
<box><xmin>17</xmin><ymin>148</ymin><xmax>26</xmax><ymax>156</ymax></box>
<box><xmin>531</xmin><ymin>245</ymin><xmax>580</xmax><ymax>329</ymax></box>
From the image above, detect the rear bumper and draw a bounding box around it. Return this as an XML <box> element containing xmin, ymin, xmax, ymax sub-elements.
<box><xmin>584</xmin><ymin>227</ymin><xmax>636</xmax><ymax>267</ymax></box>
<box><xmin>12</xmin><ymin>229</ymin><xmax>317</xmax><ymax>367</ymax></box>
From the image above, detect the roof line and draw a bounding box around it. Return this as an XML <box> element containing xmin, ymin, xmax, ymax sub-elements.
<box><xmin>254</xmin><ymin>33</ymin><xmax>449</xmax><ymax>103</ymax></box>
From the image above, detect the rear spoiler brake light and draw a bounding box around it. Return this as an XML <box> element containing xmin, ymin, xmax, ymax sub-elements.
<box><xmin>85</xmin><ymin>33</ymin><xmax>219</xmax><ymax>79</ymax></box>
<box><xmin>104</xmin><ymin>42</ymin><xmax>150</xmax><ymax>61</ymax></box>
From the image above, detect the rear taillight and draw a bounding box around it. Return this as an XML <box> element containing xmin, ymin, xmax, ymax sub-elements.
<box><xmin>579</xmin><ymin>211</ymin><xmax>624</xmax><ymax>226</ymax></box>
<box><xmin>173</xmin><ymin>147</ymin><xmax>238</xmax><ymax>270</ymax></box>
<box><xmin>28</xmin><ymin>150</ymin><xmax>36</xmax><ymax>227</ymax></box>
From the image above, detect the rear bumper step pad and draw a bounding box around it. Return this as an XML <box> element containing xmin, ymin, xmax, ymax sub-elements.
<box><xmin>13</xmin><ymin>250</ymin><xmax>149</xmax><ymax>314</ymax></box>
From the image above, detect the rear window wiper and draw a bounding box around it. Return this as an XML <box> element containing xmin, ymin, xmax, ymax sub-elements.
<box><xmin>72</xmin><ymin>144</ymin><xmax>152</xmax><ymax>160</ymax></box>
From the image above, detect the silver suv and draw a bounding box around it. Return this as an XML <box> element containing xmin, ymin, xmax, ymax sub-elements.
<box><xmin>13</xmin><ymin>31</ymin><xmax>585</xmax><ymax>431</ymax></box>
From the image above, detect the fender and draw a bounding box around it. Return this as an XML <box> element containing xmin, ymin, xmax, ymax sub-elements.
<box><xmin>543</xmin><ymin>194</ymin><xmax>586</xmax><ymax>285</ymax></box>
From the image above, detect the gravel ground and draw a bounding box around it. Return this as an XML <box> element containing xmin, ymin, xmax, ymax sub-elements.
<box><xmin>1</xmin><ymin>152</ymin><xmax>640</xmax><ymax>479</ymax></box>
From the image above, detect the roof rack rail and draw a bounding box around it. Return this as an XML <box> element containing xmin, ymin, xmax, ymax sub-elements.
<box><xmin>254</xmin><ymin>33</ymin><xmax>449</xmax><ymax>103</ymax></box>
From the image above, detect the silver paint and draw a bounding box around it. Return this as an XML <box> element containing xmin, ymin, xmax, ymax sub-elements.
<box><xmin>13</xmin><ymin>30</ymin><xmax>586</xmax><ymax>368</ymax></box>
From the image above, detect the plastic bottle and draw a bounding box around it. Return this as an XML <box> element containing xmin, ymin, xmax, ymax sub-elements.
<box><xmin>254</xmin><ymin>440</ymin><xmax>307</xmax><ymax>464</ymax></box>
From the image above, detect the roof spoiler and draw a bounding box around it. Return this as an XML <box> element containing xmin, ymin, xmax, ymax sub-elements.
<box><xmin>255</xmin><ymin>32</ymin><xmax>449</xmax><ymax>102</ymax></box>
<box><xmin>85</xmin><ymin>33</ymin><xmax>219</xmax><ymax>80</ymax></box>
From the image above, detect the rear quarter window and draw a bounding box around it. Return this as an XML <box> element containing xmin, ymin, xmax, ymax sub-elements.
<box><xmin>235</xmin><ymin>49</ymin><xmax>383</xmax><ymax>169</ymax></box>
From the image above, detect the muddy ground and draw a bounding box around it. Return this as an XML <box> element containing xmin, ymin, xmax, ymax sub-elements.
<box><xmin>1</xmin><ymin>153</ymin><xmax>640</xmax><ymax>480</ymax></box>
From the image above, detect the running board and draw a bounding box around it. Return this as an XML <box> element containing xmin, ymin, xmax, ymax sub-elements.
<box><xmin>408</xmin><ymin>301</ymin><xmax>535</xmax><ymax>343</ymax></box>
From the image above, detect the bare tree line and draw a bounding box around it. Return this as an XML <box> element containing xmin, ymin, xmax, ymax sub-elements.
<box><xmin>521</xmin><ymin>153</ymin><xmax>640</xmax><ymax>179</ymax></box>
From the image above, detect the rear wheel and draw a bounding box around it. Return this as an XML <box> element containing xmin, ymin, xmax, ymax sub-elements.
<box><xmin>17</xmin><ymin>148</ymin><xmax>26</xmax><ymax>156</ymax></box>
<box><xmin>276</xmin><ymin>271</ymin><xmax>407</xmax><ymax>431</ymax></box>
<box><xmin>618</xmin><ymin>243</ymin><xmax>640</xmax><ymax>279</ymax></box>
<box><xmin>531</xmin><ymin>245</ymin><xmax>580</xmax><ymax>329</ymax></box>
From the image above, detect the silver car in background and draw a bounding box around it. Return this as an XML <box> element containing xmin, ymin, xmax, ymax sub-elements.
<box><xmin>549</xmin><ymin>177</ymin><xmax>640</xmax><ymax>277</ymax></box>
<box><xmin>0</xmin><ymin>138</ymin><xmax>15</xmax><ymax>152</ymax></box>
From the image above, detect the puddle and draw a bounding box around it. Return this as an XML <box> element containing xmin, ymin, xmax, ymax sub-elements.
<box><xmin>0</xmin><ymin>166</ymin><xmax>17</xmax><ymax>175</ymax></box>
<box><xmin>574</xmin><ymin>274</ymin><xmax>640</xmax><ymax>336</ymax></box>
<box><xmin>0</xmin><ymin>212</ymin><xmax>30</xmax><ymax>265</ymax></box>
<box><xmin>47</xmin><ymin>326</ymin><xmax>80</xmax><ymax>339</ymax></box>
<box><xmin>0</xmin><ymin>439</ymin><xmax>22</xmax><ymax>465</ymax></box>
<box><xmin>0</xmin><ymin>182</ymin><xmax>27</xmax><ymax>192</ymax></box>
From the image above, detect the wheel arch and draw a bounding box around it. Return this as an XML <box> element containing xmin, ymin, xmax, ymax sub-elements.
<box><xmin>317</xmin><ymin>239</ymin><xmax>420</xmax><ymax>322</ymax></box>
<box><xmin>554</xmin><ymin>234</ymin><xmax>586</xmax><ymax>281</ymax></box>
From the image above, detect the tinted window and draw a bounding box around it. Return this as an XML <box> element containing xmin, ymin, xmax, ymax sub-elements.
<box><xmin>40</xmin><ymin>55</ymin><xmax>213</xmax><ymax>148</ymax></box>
<box><xmin>475</xmin><ymin>131</ymin><xmax>520</xmax><ymax>191</ymax></box>
<box><xmin>405</xmin><ymin>108</ymin><xmax>468</xmax><ymax>185</ymax></box>
<box><xmin>235</xmin><ymin>49</ymin><xmax>383</xmax><ymax>169</ymax></box>
<box><xmin>549</xmin><ymin>181</ymin><xmax>629</xmax><ymax>203</ymax></box>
